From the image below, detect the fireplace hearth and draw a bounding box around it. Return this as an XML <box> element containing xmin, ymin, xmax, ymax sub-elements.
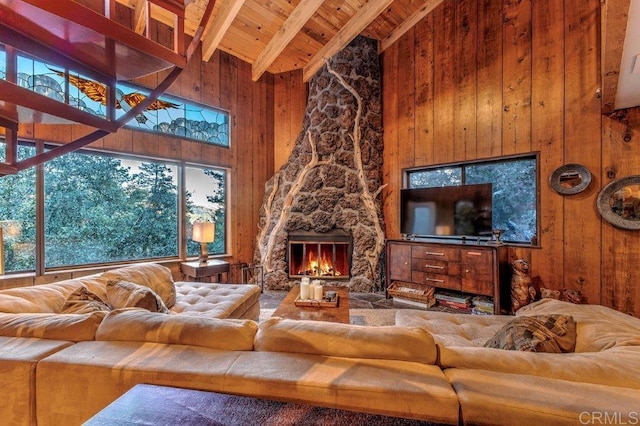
<box><xmin>288</xmin><ymin>231</ymin><xmax>351</xmax><ymax>280</ymax></box>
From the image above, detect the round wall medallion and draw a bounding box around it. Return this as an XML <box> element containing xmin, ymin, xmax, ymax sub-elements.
<box><xmin>597</xmin><ymin>175</ymin><xmax>640</xmax><ymax>230</ymax></box>
<box><xmin>549</xmin><ymin>164</ymin><xmax>592</xmax><ymax>195</ymax></box>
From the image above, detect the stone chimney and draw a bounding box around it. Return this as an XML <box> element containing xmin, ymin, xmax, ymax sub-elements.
<box><xmin>254</xmin><ymin>36</ymin><xmax>384</xmax><ymax>292</ymax></box>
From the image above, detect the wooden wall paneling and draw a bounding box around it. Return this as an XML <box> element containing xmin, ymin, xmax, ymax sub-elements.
<box><xmin>202</xmin><ymin>50</ymin><xmax>222</xmax><ymax>107</ymax></box>
<box><xmin>235</xmin><ymin>60</ymin><xmax>254</xmax><ymax>264</ymax></box>
<box><xmin>501</xmin><ymin>0</ymin><xmax>532</xmax><ymax>155</ymax></box>
<box><xmin>454</xmin><ymin>0</ymin><xmax>478</xmax><ymax>161</ymax></box>
<box><xmin>397</xmin><ymin>29</ymin><xmax>416</xmax><ymax>169</ymax></box>
<box><xmin>413</xmin><ymin>14</ymin><xmax>435</xmax><ymax>166</ymax></box>
<box><xmin>529</xmin><ymin>0</ymin><xmax>565</xmax><ymax>289</ymax></box>
<box><xmin>156</xmin><ymin>133</ymin><xmax>182</xmax><ymax>160</ymax></box>
<box><xmin>601</xmin><ymin>110</ymin><xmax>640</xmax><ymax>316</ymax></box>
<box><xmin>562</xmin><ymin>0</ymin><xmax>602</xmax><ymax>305</ymax></box>
<box><xmin>382</xmin><ymin>43</ymin><xmax>401</xmax><ymax>239</ymax></box>
<box><xmin>274</xmin><ymin>72</ymin><xmax>292</xmax><ymax>171</ymax></box>
<box><xmin>432</xmin><ymin>0</ymin><xmax>456</xmax><ymax>164</ymax></box>
<box><xmin>475</xmin><ymin>0</ymin><xmax>502</xmax><ymax>158</ymax></box>
<box><xmin>219</xmin><ymin>53</ymin><xmax>239</xmax><ymax>260</ymax></box>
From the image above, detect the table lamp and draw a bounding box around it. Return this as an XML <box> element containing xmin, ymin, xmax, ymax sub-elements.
<box><xmin>192</xmin><ymin>221</ymin><xmax>215</xmax><ymax>265</ymax></box>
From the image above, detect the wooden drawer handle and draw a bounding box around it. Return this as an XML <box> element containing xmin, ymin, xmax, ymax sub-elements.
<box><xmin>425</xmin><ymin>264</ymin><xmax>444</xmax><ymax>270</ymax></box>
<box><xmin>425</xmin><ymin>277</ymin><xmax>444</xmax><ymax>283</ymax></box>
<box><xmin>466</xmin><ymin>251</ymin><xmax>482</xmax><ymax>256</ymax></box>
<box><xmin>425</xmin><ymin>252</ymin><xmax>445</xmax><ymax>256</ymax></box>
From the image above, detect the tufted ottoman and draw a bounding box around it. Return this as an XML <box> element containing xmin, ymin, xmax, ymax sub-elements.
<box><xmin>172</xmin><ymin>282</ymin><xmax>261</xmax><ymax>321</ymax></box>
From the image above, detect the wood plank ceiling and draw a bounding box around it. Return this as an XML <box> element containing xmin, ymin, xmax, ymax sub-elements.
<box><xmin>118</xmin><ymin>0</ymin><xmax>445</xmax><ymax>81</ymax></box>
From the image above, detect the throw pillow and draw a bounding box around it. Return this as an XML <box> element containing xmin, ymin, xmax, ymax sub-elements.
<box><xmin>484</xmin><ymin>314</ymin><xmax>576</xmax><ymax>353</ymax></box>
<box><xmin>106</xmin><ymin>280</ymin><xmax>170</xmax><ymax>313</ymax></box>
<box><xmin>101</xmin><ymin>263</ymin><xmax>176</xmax><ymax>308</ymax></box>
<box><xmin>61</xmin><ymin>286</ymin><xmax>112</xmax><ymax>314</ymax></box>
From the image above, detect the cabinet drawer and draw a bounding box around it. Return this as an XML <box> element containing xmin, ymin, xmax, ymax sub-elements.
<box><xmin>411</xmin><ymin>245</ymin><xmax>460</xmax><ymax>261</ymax></box>
<box><xmin>412</xmin><ymin>258</ymin><xmax>461</xmax><ymax>276</ymax></box>
<box><xmin>413</xmin><ymin>271</ymin><xmax>462</xmax><ymax>291</ymax></box>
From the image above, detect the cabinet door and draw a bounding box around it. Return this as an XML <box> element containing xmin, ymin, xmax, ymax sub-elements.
<box><xmin>461</xmin><ymin>249</ymin><xmax>495</xmax><ymax>296</ymax></box>
<box><xmin>388</xmin><ymin>243</ymin><xmax>412</xmax><ymax>282</ymax></box>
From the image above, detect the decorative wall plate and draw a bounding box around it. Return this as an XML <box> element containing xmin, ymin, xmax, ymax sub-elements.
<box><xmin>597</xmin><ymin>175</ymin><xmax>640</xmax><ymax>230</ymax></box>
<box><xmin>549</xmin><ymin>164</ymin><xmax>592</xmax><ymax>195</ymax></box>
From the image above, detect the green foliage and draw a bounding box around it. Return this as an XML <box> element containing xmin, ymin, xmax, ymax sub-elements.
<box><xmin>1</xmin><ymin>145</ymin><xmax>226</xmax><ymax>272</ymax></box>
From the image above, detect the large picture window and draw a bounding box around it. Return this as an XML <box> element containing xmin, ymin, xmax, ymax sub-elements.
<box><xmin>0</xmin><ymin>142</ymin><xmax>37</xmax><ymax>273</ymax></box>
<box><xmin>0</xmin><ymin>142</ymin><xmax>227</xmax><ymax>273</ymax></box>
<box><xmin>406</xmin><ymin>155</ymin><xmax>538</xmax><ymax>244</ymax></box>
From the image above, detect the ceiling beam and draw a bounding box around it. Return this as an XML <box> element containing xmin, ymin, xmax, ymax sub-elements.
<box><xmin>601</xmin><ymin>0</ymin><xmax>631</xmax><ymax>114</ymax></box>
<box><xmin>302</xmin><ymin>0</ymin><xmax>395</xmax><ymax>82</ymax></box>
<box><xmin>252</xmin><ymin>0</ymin><xmax>325</xmax><ymax>81</ymax></box>
<box><xmin>133</xmin><ymin>0</ymin><xmax>148</xmax><ymax>35</ymax></box>
<box><xmin>379</xmin><ymin>0</ymin><xmax>444</xmax><ymax>53</ymax></box>
<box><xmin>201</xmin><ymin>0</ymin><xmax>246</xmax><ymax>62</ymax></box>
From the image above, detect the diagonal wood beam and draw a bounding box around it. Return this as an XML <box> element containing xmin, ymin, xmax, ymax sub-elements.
<box><xmin>601</xmin><ymin>0</ymin><xmax>631</xmax><ymax>114</ymax></box>
<box><xmin>201</xmin><ymin>0</ymin><xmax>246</xmax><ymax>62</ymax></box>
<box><xmin>252</xmin><ymin>0</ymin><xmax>325</xmax><ymax>81</ymax></box>
<box><xmin>302</xmin><ymin>0</ymin><xmax>394</xmax><ymax>82</ymax></box>
<box><xmin>134</xmin><ymin>0</ymin><xmax>148</xmax><ymax>35</ymax></box>
<box><xmin>379</xmin><ymin>0</ymin><xmax>444</xmax><ymax>53</ymax></box>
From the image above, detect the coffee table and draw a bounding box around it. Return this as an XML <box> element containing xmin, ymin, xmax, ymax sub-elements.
<box><xmin>272</xmin><ymin>285</ymin><xmax>350</xmax><ymax>323</ymax></box>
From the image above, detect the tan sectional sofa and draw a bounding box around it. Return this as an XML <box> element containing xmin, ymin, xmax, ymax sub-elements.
<box><xmin>1</xmin><ymin>262</ymin><xmax>639</xmax><ymax>425</ymax></box>
<box><xmin>397</xmin><ymin>299</ymin><xmax>640</xmax><ymax>425</ymax></box>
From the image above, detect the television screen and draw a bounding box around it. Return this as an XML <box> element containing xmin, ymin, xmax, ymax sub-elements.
<box><xmin>400</xmin><ymin>183</ymin><xmax>493</xmax><ymax>238</ymax></box>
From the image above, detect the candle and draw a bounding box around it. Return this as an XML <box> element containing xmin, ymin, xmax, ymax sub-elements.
<box><xmin>313</xmin><ymin>283</ymin><xmax>323</xmax><ymax>300</ymax></box>
<box><xmin>300</xmin><ymin>280</ymin><xmax>310</xmax><ymax>300</ymax></box>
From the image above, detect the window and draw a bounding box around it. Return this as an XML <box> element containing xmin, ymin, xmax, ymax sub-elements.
<box><xmin>406</xmin><ymin>155</ymin><xmax>538</xmax><ymax>244</ymax></box>
<box><xmin>0</xmin><ymin>142</ymin><xmax>227</xmax><ymax>273</ymax></box>
<box><xmin>0</xmin><ymin>142</ymin><xmax>37</xmax><ymax>273</ymax></box>
<box><xmin>185</xmin><ymin>166</ymin><xmax>227</xmax><ymax>257</ymax></box>
<box><xmin>2</xmin><ymin>46</ymin><xmax>230</xmax><ymax>146</ymax></box>
<box><xmin>44</xmin><ymin>152</ymin><xmax>179</xmax><ymax>268</ymax></box>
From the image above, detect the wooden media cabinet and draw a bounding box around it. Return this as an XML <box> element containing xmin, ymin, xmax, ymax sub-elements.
<box><xmin>386</xmin><ymin>239</ymin><xmax>510</xmax><ymax>314</ymax></box>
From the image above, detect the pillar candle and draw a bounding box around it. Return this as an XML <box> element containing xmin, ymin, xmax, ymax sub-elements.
<box><xmin>313</xmin><ymin>283</ymin><xmax>323</xmax><ymax>300</ymax></box>
<box><xmin>300</xmin><ymin>281</ymin><xmax>310</xmax><ymax>300</ymax></box>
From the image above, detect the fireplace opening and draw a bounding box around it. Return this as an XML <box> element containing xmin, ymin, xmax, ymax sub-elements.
<box><xmin>288</xmin><ymin>231</ymin><xmax>351</xmax><ymax>280</ymax></box>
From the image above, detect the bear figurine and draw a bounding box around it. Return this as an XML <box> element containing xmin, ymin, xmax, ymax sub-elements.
<box><xmin>510</xmin><ymin>259</ymin><xmax>536</xmax><ymax>313</ymax></box>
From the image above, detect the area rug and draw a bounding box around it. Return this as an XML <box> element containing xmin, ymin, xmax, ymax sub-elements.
<box><xmin>259</xmin><ymin>308</ymin><xmax>397</xmax><ymax>326</ymax></box>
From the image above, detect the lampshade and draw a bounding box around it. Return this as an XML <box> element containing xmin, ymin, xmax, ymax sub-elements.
<box><xmin>192</xmin><ymin>221</ymin><xmax>215</xmax><ymax>243</ymax></box>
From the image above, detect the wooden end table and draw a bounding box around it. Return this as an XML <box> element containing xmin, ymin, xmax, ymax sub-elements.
<box><xmin>272</xmin><ymin>285</ymin><xmax>350</xmax><ymax>323</ymax></box>
<box><xmin>180</xmin><ymin>260</ymin><xmax>229</xmax><ymax>283</ymax></box>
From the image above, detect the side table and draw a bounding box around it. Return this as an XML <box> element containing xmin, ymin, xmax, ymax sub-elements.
<box><xmin>180</xmin><ymin>260</ymin><xmax>230</xmax><ymax>283</ymax></box>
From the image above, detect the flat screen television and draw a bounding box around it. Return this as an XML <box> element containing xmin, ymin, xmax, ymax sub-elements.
<box><xmin>400</xmin><ymin>183</ymin><xmax>493</xmax><ymax>239</ymax></box>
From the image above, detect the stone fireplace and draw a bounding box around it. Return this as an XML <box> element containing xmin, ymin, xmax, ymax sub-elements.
<box><xmin>288</xmin><ymin>230</ymin><xmax>351</xmax><ymax>280</ymax></box>
<box><xmin>254</xmin><ymin>36</ymin><xmax>384</xmax><ymax>292</ymax></box>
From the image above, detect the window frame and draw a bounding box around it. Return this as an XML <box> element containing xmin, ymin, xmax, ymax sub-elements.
<box><xmin>403</xmin><ymin>153</ymin><xmax>540</xmax><ymax>247</ymax></box>
<box><xmin>0</xmin><ymin>138</ymin><xmax>230</xmax><ymax>275</ymax></box>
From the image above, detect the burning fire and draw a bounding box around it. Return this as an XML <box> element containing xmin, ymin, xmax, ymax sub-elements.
<box><xmin>301</xmin><ymin>252</ymin><xmax>342</xmax><ymax>277</ymax></box>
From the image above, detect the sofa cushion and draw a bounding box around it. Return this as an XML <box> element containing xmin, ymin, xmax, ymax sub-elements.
<box><xmin>0</xmin><ymin>336</ymin><xmax>74</xmax><ymax>426</ymax></box>
<box><xmin>395</xmin><ymin>309</ymin><xmax>510</xmax><ymax>347</ymax></box>
<box><xmin>0</xmin><ymin>311</ymin><xmax>105</xmax><ymax>341</ymax></box>
<box><xmin>172</xmin><ymin>282</ymin><xmax>261</xmax><ymax>320</ymax></box>
<box><xmin>106</xmin><ymin>281</ymin><xmax>169</xmax><ymax>313</ymax></box>
<box><xmin>95</xmin><ymin>309</ymin><xmax>257</xmax><ymax>351</ymax></box>
<box><xmin>61</xmin><ymin>286</ymin><xmax>112</xmax><ymax>314</ymax></box>
<box><xmin>0</xmin><ymin>276</ymin><xmax>109</xmax><ymax>313</ymax></box>
<box><xmin>101</xmin><ymin>263</ymin><xmax>176</xmax><ymax>308</ymax></box>
<box><xmin>484</xmin><ymin>314</ymin><xmax>576</xmax><ymax>353</ymax></box>
<box><xmin>445</xmin><ymin>368</ymin><xmax>640</xmax><ymax>426</ymax></box>
<box><xmin>516</xmin><ymin>299</ymin><xmax>640</xmax><ymax>352</ymax></box>
<box><xmin>255</xmin><ymin>317</ymin><xmax>438</xmax><ymax>364</ymax></box>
